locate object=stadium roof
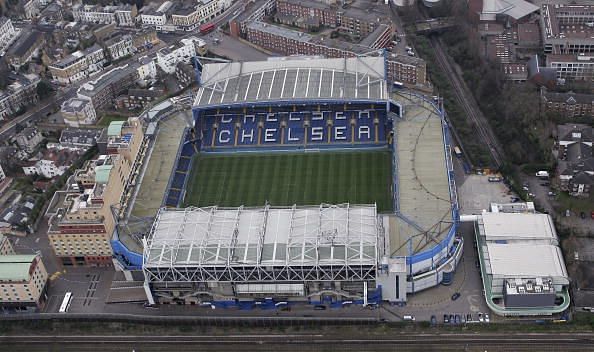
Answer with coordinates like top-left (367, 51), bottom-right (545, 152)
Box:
top-left (193, 57), bottom-right (388, 108)
top-left (144, 204), bottom-right (379, 268)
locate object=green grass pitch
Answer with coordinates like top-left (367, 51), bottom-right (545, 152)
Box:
top-left (183, 151), bottom-right (393, 212)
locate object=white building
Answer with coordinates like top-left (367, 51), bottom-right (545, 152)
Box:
top-left (156, 37), bottom-right (203, 74)
top-left (469, 204), bottom-right (571, 316)
top-left (170, 0), bottom-right (231, 31)
top-left (0, 17), bottom-right (19, 55)
top-left (23, 0), bottom-right (41, 19)
top-left (141, 9), bottom-right (167, 27)
top-left (136, 56), bottom-right (157, 82)
top-left (115, 6), bottom-right (138, 27)
top-left (61, 98), bottom-right (97, 127)
top-left (73, 4), bottom-right (116, 24)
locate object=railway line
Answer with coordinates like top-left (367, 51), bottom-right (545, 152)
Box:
top-left (429, 36), bottom-right (505, 168)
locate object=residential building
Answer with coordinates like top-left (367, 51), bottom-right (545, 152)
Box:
top-left (140, 3), bottom-right (168, 27)
top-left (176, 62), bottom-right (195, 87)
top-left (546, 54), bottom-right (594, 82)
top-left (73, 4), bottom-right (116, 24)
top-left (22, 0), bottom-right (41, 19)
top-left (170, 0), bottom-right (230, 32)
top-left (0, 17), bottom-right (19, 55)
top-left (0, 235), bottom-right (14, 255)
top-left (118, 88), bottom-right (163, 109)
top-left (104, 33), bottom-right (134, 61)
top-left (156, 37), bottom-right (203, 74)
top-left (246, 21), bottom-right (426, 85)
top-left (59, 128), bottom-right (100, 151)
top-left (77, 63), bottom-right (142, 111)
top-left (12, 127), bottom-right (44, 155)
top-left (136, 56), bottom-right (157, 82)
top-left (0, 254), bottom-right (48, 311)
top-left (229, 0), bottom-right (277, 37)
top-left (72, 4), bottom-right (137, 26)
top-left (0, 195), bottom-right (36, 230)
top-left (557, 124), bottom-right (594, 197)
top-left (114, 5), bottom-right (138, 27)
top-left (61, 98), bottom-right (97, 127)
top-left (0, 73), bottom-right (41, 121)
top-left (5, 30), bottom-right (45, 70)
top-left (541, 4), bottom-right (594, 55)
top-left (22, 149), bottom-right (81, 179)
top-left (503, 63), bottom-right (528, 82)
top-left (48, 118), bottom-right (145, 266)
top-left (542, 90), bottom-right (594, 118)
top-left (48, 44), bottom-right (106, 85)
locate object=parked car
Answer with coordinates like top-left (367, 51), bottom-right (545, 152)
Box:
top-left (454, 314), bottom-right (461, 324)
top-left (548, 191), bottom-right (556, 197)
top-left (403, 315), bottom-right (415, 321)
top-left (580, 212), bottom-right (586, 219)
top-left (444, 314), bottom-right (449, 323)
top-left (466, 313), bottom-right (472, 322)
top-left (449, 314), bottom-right (454, 324)
top-left (314, 305), bottom-right (327, 310)
top-left (478, 312), bottom-right (484, 322)
top-left (451, 292), bottom-right (461, 301)
top-left (485, 313), bottom-right (490, 323)
top-left (430, 315), bottom-right (437, 326)
top-left (461, 314), bottom-right (466, 324)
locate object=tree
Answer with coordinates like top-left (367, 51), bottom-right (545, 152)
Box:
top-left (36, 81), bottom-right (54, 100)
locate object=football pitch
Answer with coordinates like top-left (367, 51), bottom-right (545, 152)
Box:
top-left (183, 151), bottom-right (393, 212)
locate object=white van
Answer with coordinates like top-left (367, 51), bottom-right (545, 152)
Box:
top-left (403, 315), bottom-right (415, 321)
top-left (535, 171), bottom-right (549, 178)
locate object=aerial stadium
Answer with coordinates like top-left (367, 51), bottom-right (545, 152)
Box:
top-left (137, 56), bottom-right (462, 307)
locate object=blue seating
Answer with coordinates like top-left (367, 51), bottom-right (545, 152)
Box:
top-left (284, 119), bottom-right (305, 144)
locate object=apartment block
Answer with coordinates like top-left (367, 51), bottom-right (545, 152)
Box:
top-left (0, 73), bottom-right (40, 121)
top-left (157, 37), bottom-right (204, 74)
top-left (48, 44), bottom-right (106, 85)
top-left (246, 21), bottom-right (426, 85)
top-left (61, 98), bottom-right (97, 127)
top-left (0, 254), bottom-right (48, 311)
top-left (542, 90), bottom-right (594, 118)
top-left (229, 0), bottom-right (276, 37)
top-left (48, 118), bottom-right (145, 266)
top-left (0, 17), bottom-right (19, 55)
top-left (73, 4), bottom-right (137, 27)
top-left (5, 30), bottom-right (44, 70)
top-left (105, 34), bottom-right (134, 61)
top-left (12, 127), bottom-right (44, 155)
top-left (170, 0), bottom-right (230, 31)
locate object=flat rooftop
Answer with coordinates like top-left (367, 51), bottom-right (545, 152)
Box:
top-left (486, 243), bottom-right (568, 282)
top-left (481, 212), bottom-right (557, 243)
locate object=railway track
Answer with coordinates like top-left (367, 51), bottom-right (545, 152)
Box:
top-left (429, 36), bottom-right (505, 168)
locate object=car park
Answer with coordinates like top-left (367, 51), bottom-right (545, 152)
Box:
top-left (451, 292), bottom-right (461, 301)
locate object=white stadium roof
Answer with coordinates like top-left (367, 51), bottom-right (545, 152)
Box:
top-left (193, 57), bottom-right (388, 108)
top-left (144, 204), bottom-right (380, 268)
top-left (481, 213), bottom-right (558, 244)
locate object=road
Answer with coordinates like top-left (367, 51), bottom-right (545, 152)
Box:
top-left (429, 36), bottom-right (505, 168)
top-left (0, 333), bottom-right (593, 351)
